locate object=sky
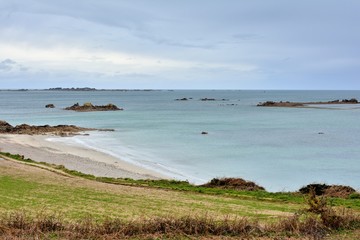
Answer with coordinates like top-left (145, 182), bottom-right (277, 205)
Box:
top-left (0, 0), bottom-right (359, 89)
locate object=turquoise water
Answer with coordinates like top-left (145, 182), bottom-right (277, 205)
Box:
top-left (1, 90), bottom-right (360, 192)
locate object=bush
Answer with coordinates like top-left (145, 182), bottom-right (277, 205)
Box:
top-left (349, 193), bottom-right (360, 199)
top-left (202, 178), bottom-right (265, 191)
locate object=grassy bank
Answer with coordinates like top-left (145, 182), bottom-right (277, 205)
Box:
top-left (1, 151), bottom-right (360, 239)
top-left (0, 152), bottom-right (301, 220)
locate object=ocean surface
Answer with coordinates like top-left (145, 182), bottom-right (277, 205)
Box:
top-left (1, 90), bottom-right (360, 192)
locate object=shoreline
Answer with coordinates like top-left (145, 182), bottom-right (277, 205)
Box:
top-left (0, 134), bottom-right (168, 180)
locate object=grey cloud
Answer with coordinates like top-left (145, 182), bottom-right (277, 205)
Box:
top-left (0, 58), bottom-right (16, 71)
top-left (0, 59), bottom-right (29, 73)
top-left (1, 0), bottom-right (360, 89)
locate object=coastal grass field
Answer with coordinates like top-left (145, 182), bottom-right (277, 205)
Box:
top-left (1, 152), bottom-right (360, 239)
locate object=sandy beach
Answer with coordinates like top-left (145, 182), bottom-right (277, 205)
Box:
top-left (0, 134), bottom-right (167, 180)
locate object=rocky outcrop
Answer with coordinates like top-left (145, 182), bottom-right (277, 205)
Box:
top-left (64, 102), bottom-right (123, 112)
top-left (257, 101), bottom-right (303, 107)
top-left (0, 120), bottom-right (13, 132)
top-left (202, 177), bottom-right (265, 191)
top-left (45, 104), bottom-right (55, 108)
top-left (0, 120), bottom-right (94, 136)
top-left (257, 98), bottom-right (359, 107)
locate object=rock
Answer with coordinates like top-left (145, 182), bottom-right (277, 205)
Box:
top-left (342, 98), bottom-right (358, 103)
top-left (257, 101), bottom-right (303, 107)
top-left (0, 120), bottom-right (14, 132)
top-left (202, 178), bottom-right (265, 191)
top-left (257, 101), bottom-right (275, 106)
top-left (200, 98), bottom-right (216, 101)
top-left (0, 120), bottom-right (94, 136)
top-left (98, 129), bottom-right (115, 132)
top-left (201, 131), bottom-right (208, 135)
top-left (45, 104), bottom-right (55, 108)
top-left (64, 102), bottom-right (123, 112)
top-left (175, 98), bottom-right (188, 101)
top-left (257, 98), bottom-right (359, 107)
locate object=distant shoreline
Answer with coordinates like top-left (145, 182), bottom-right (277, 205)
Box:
top-left (0, 88), bottom-right (164, 92)
top-left (2, 89), bottom-right (360, 92)
top-left (257, 98), bottom-right (359, 107)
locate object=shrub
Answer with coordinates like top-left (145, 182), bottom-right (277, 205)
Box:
top-left (202, 177), bottom-right (265, 191)
top-left (349, 193), bottom-right (360, 199)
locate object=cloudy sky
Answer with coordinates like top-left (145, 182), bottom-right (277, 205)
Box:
top-left (0, 0), bottom-right (359, 89)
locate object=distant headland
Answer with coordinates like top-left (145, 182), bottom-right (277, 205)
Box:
top-left (0, 88), bottom-right (162, 91)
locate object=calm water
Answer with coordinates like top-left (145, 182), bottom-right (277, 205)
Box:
top-left (1, 90), bottom-right (360, 192)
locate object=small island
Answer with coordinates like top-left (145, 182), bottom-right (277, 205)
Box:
top-left (64, 102), bottom-right (123, 112)
top-left (257, 98), bottom-right (359, 107)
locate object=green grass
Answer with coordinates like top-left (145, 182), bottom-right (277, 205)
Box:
top-left (0, 174), bottom-right (303, 221)
top-left (1, 151), bottom-right (360, 239)
top-left (2, 151), bottom-right (359, 210)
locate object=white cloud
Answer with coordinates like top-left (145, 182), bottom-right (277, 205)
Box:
top-left (0, 0), bottom-right (359, 89)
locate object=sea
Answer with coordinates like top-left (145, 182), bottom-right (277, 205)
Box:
top-left (0, 90), bottom-right (359, 192)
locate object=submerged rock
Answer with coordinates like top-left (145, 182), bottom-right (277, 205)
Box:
top-left (64, 102), bottom-right (123, 112)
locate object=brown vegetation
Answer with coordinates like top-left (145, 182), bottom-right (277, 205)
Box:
top-left (202, 178), bottom-right (265, 191)
top-left (299, 184), bottom-right (356, 198)
top-left (1, 204), bottom-right (359, 240)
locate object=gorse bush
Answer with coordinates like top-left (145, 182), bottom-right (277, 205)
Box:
top-left (301, 187), bottom-right (360, 231)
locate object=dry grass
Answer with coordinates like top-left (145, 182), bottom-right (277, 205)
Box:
top-left (0, 208), bottom-right (359, 239)
top-left (1, 156), bottom-right (360, 239)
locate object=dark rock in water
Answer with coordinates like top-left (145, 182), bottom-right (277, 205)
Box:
top-left (98, 129), bottom-right (115, 132)
top-left (201, 131), bottom-right (208, 135)
top-left (175, 98), bottom-right (188, 101)
top-left (342, 98), bottom-right (358, 103)
top-left (202, 178), bottom-right (265, 191)
top-left (257, 101), bottom-right (303, 107)
top-left (45, 104), bottom-right (55, 108)
top-left (318, 132), bottom-right (324, 134)
top-left (299, 183), bottom-right (355, 198)
top-left (200, 98), bottom-right (216, 101)
top-left (64, 102), bottom-right (123, 112)
top-left (257, 98), bottom-right (359, 107)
